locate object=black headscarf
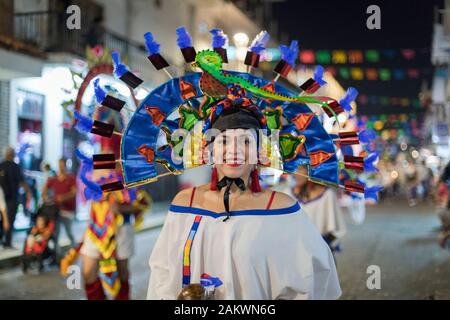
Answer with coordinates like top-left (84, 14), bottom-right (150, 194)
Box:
top-left (210, 106), bottom-right (263, 131)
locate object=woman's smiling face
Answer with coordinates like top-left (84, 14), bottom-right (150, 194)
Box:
top-left (212, 129), bottom-right (258, 179)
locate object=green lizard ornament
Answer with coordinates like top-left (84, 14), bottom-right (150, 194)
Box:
top-left (192, 50), bottom-right (340, 124)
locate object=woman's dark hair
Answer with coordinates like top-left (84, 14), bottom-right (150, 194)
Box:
top-left (210, 105), bottom-right (264, 132)
top-left (297, 183), bottom-right (309, 200)
top-left (204, 100), bottom-right (265, 156)
top-left (296, 181), bottom-right (321, 201)
top-left (207, 106), bottom-right (263, 150)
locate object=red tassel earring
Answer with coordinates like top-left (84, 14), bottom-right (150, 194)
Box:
top-left (210, 166), bottom-right (218, 191)
top-left (250, 167), bottom-right (262, 193)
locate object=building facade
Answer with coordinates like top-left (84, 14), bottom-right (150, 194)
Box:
top-left (0, 0), bottom-right (269, 205)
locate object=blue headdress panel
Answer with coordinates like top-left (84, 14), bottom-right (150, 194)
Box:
top-left (282, 103), bottom-right (339, 184)
top-left (222, 71), bottom-right (339, 185)
top-left (121, 72), bottom-right (203, 186)
top-left (121, 71), bottom-right (339, 187)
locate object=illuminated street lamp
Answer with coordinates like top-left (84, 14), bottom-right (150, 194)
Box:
top-left (233, 32), bottom-right (249, 47)
top-left (233, 32), bottom-right (249, 69)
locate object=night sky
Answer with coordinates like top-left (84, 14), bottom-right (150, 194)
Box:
top-left (272, 0), bottom-right (441, 49)
top-left (270, 0), bottom-right (445, 115)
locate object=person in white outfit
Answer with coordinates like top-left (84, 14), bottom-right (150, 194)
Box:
top-left (293, 166), bottom-right (347, 255)
top-left (0, 186), bottom-right (9, 243)
top-left (147, 105), bottom-right (341, 300)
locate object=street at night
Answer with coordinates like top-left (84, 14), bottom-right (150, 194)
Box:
top-left (0, 201), bottom-right (448, 300)
top-left (0, 0), bottom-right (449, 315)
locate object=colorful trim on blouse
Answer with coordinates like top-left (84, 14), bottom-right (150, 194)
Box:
top-left (182, 215), bottom-right (203, 287)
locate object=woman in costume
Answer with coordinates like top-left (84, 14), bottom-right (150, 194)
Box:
top-left (60, 156), bottom-right (150, 300)
top-left (61, 87), bottom-right (150, 301)
top-left (293, 167), bottom-right (346, 255)
top-left (68, 27), bottom-right (371, 299)
top-left (147, 102), bottom-right (342, 299)
top-left (79, 170), bottom-right (139, 300)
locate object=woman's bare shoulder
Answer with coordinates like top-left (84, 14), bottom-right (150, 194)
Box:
top-left (268, 190), bottom-right (298, 209)
top-left (171, 188), bottom-right (194, 207)
top-left (171, 184), bottom-right (210, 207)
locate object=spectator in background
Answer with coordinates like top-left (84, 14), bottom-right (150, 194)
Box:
top-left (23, 214), bottom-right (54, 273)
top-left (437, 161), bottom-right (450, 250)
top-left (405, 161), bottom-right (419, 207)
top-left (440, 160), bottom-right (450, 186)
top-left (36, 163), bottom-right (56, 205)
top-left (42, 158), bottom-right (77, 253)
top-left (0, 186), bottom-right (8, 244)
top-left (43, 163), bottom-right (56, 180)
top-left (0, 146), bottom-right (31, 249)
top-left (439, 229), bottom-right (450, 250)
top-left (438, 160), bottom-right (450, 209)
top-left (292, 167), bottom-right (347, 258)
top-left (417, 160), bottom-right (434, 203)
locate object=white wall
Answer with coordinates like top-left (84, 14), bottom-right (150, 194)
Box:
top-left (8, 65), bottom-right (73, 169)
top-left (92, 0), bottom-right (262, 84)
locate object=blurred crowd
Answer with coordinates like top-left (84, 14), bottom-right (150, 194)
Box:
top-left (376, 154), bottom-right (450, 249)
top-left (377, 158), bottom-right (434, 206)
top-left (1, 143), bottom-right (450, 256)
top-left (0, 146), bottom-right (77, 269)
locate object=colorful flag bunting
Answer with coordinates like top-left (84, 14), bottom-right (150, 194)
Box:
top-left (365, 68), bottom-right (378, 80)
top-left (332, 50), bottom-right (347, 64)
top-left (299, 50), bottom-right (315, 64)
top-left (350, 67), bottom-right (364, 80)
top-left (365, 50), bottom-right (380, 63)
top-left (379, 68), bottom-right (391, 81)
top-left (316, 50), bottom-right (331, 64)
top-left (348, 50), bottom-right (364, 63)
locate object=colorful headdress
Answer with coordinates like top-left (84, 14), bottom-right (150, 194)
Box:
top-left (74, 27), bottom-right (368, 195)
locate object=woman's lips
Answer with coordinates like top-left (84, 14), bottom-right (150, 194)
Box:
top-left (226, 163), bottom-right (242, 167)
top-left (225, 158), bottom-right (244, 167)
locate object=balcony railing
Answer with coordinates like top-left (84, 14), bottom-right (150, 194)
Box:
top-left (11, 11), bottom-right (146, 58)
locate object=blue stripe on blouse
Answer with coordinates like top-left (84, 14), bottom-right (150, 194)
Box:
top-left (169, 202), bottom-right (301, 218)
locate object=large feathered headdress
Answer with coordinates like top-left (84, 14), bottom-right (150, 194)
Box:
top-left (74, 27), bottom-right (368, 195)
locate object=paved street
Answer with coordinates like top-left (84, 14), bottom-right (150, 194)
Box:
top-left (0, 201), bottom-right (448, 300)
top-left (337, 201), bottom-right (450, 300)
top-left (0, 228), bottom-right (160, 300)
